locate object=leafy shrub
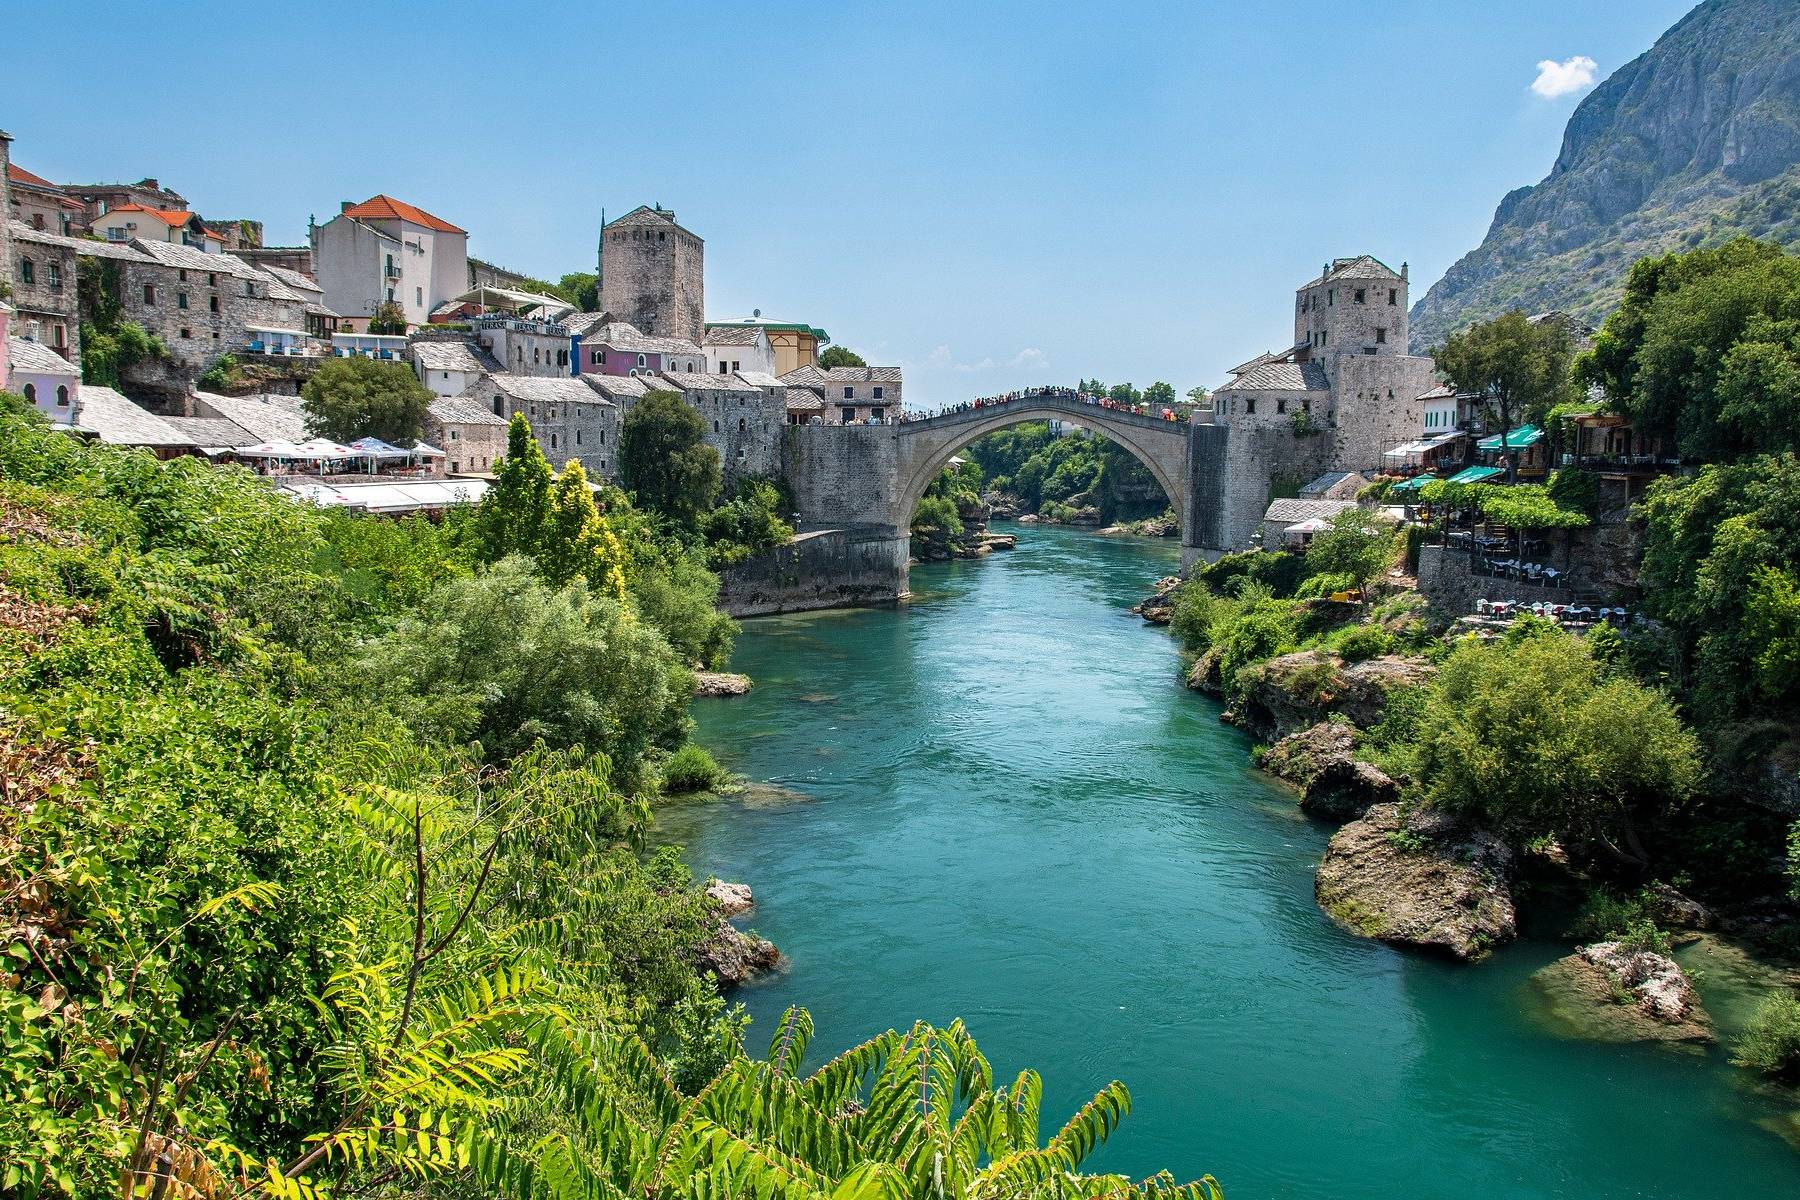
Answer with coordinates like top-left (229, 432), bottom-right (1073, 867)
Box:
top-left (1547, 467), bottom-right (1600, 516)
top-left (1732, 992), bottom-right (1800, 1080)
top-left (1198, 549), bottom-right (1304, 599)
top-left (1169, 582), bottom-right (1225, 653)
top-left (1304, 509), bottom-right (1397, 588)
top-left (1568, 888), bottom-right (1662, 942)
top-left (912, 494), bottom-right (964, 536)
top-left (1338, 624), bottom-right (1392, 662)
top-left (662, 743), bottom-right (725, 793)
top-left (1295, 570), bottom-right (1358, 600)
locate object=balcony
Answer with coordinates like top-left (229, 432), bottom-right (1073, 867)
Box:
top-left (384, 263), bottom-right (402, 280)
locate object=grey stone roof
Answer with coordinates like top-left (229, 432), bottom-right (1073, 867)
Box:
top-left (73, 386), bottom-right (194, 446)
top-left (487, 374), bottom-right (613, 407)
top-left (8, 338), bottom-right (80, 376)
top-left (258, 264), bottom-right (322, 295)
top-left (1300, 255), bottom-right (1401, 287)
top-left (1298, 470), bottom-right (1365, 497)
top-left (128, 239), bottom-right (269, 282)
top-left (584, 374), bottom-right (653, 399)
top-left (411, 340), bottom-right (498, 373)
top-left (430, 394), bottom-right (508, 426)
top-left (161, 415), bottom-right (258, 447)
top-left (1262, 498), bottom-right (1358, 525)
top-left (779, 364), bottom-right (828, 388)
top-left (785, 390), bottom-right (824, 411)
top-left (585, 321), bottom-right (701, 357)
top-left (1223, 361), bottom-right (1329, 392)
top-left (563, 311), bottom-right (611, 338)
top-left (191, 391), bottom-right (308, 442)
top-left (701, 325), bottom-right (763, 346)
top-left (655, 370), bottom-right (758, 394)
top-left (822, 366), bottom-right (901, 383)
top-left (7, 221), bottom-right (150, 261)
top-left (733, 370), bottom-right (783, 389)
top-left (1229, 345), bottom-right (1307, 375)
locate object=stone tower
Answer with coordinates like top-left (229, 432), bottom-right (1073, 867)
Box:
top-left (600, 205), bottom-right (704, 344)
top-left (1292, 255), bottom-right (1410, 384)
top-left (0, 130), bottom-right (13, 296)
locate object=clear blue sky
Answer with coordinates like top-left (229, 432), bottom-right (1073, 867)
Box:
top-left (9, 0), bottom-right (1696, 406)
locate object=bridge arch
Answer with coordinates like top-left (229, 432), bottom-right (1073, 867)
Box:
top-left (892, 395), bottom-right (1192, 542)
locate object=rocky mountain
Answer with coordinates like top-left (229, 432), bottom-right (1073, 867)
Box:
top-left (1410, 0), bottom-right (1800, 350)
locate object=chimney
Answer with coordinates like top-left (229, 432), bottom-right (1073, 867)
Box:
top-left (1401, 261), bottom-right (1409, 281)
top-left (142, 179), bottom-right (158, 190)
top-left (341, 200), bottom-right (353, 213)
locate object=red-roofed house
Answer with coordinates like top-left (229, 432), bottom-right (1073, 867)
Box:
top-left (6, 163), bottom-right (84, 235)
top-left (312, 194), bottom-right (469, 330)
top-left (92, 203), bottom-right (223, 252)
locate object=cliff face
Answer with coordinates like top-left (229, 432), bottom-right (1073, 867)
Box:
top-left (1410, 0), bottom-right (1800, 350)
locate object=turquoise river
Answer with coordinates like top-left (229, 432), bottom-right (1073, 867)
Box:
top-left (660, 522), bottom-right (1800, 1199)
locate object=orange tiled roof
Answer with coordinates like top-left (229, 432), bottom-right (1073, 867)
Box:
top-left (7, 162), bottom-right (61, 190)
top-left (341, 194), bottom-right (465, 234)
top-left (106, 203), bottom-right (196, 226)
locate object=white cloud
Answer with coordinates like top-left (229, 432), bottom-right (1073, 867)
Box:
top-left (919, 344), bottom-right (998, 372)
top-left (1009, 347), bottom-right (1047, 370)
top-left (1530, 55), bottom-right (1598, 99)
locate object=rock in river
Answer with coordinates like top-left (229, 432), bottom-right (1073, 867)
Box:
top-left (1315, 802), bottom-right (1516, 961)
top-left (1230, 652), bottom-right (1433, 742)
top-left (698, 923), bottom-right (779, 986)
top-left (1530, 942), bottom-right (1712, 1043)
top-left (694, 671), bottom-right (752, 698)
top-left (1259, 721), bottom-right (1400, 821)
top-left (1132, 576), bottom-right (1182, 624)
top-left (705, 878), bottom-right (754, 916)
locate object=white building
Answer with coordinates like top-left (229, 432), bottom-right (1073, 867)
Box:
top-left (311, 195), bottom-right (468, 330)
top-left (410, 338), bottom-right (500, 398)
top-left (701, 324), bottom-right (774, 377)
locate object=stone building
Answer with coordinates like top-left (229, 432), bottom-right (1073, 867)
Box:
top-left (7, 161), bottom-right (83, 235)
top-left (599, 205), bottom-right (704, 345)
top-left (258, 264), bottom-right (339, 337)
top-left (312, 195), bottom-right (469, 329)
top-left (571, 316), bottom-right (703, 376)
top-left (118, 239), bottom-right (311, 373)
top-left (653, 370), bottom-right (786, 480)
top-left (237, 245), bottom-right (314, 276)
top-left (63, 178), bottom-right (188, 229)
top-left (410, 337), bottom-right (501, 398)
top-left (476, 373), bottom-right (619, 478)
top-left (6, 220), bottom-right (81, 362)
top-left (8, 335), bottom-right (80, 418)
top-left (425, 393), bottom-right (508, 476)
top-left (778, 364), bottom-right (902, 425)
top-left (0, 132), bottom-right (13, 297)
top-left (701, 324), bottom-right (774, 376)
top-left (471, 312), bottom-right (572, 377)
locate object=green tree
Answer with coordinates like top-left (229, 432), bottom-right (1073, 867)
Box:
top-left (1411, 628), bottom-right (1701, 863)
top-left (1108, 382), bottom-right (1142, 405)
top-left (558, 270), bottom-right (600, 311)
top-left (1144, 381), bottom-right (1177, 407)
top-left (1187, 385), bottom-right (1212, 406)
top-left (539, 458), bottom-right (629, 600)
top-left (1304, 509), bottom-right (1395, 589)
top-left (619, 390), bottom-right (721, 528)
top-left (702, 478), bottom-right (794, 566)
top-left (366, 300), bottom-right (408, 335)
top-left (1433, 309), bottom-right (1574, 481)
top-left (1577, 237), bottom-right (1800, 462)
top-left (818, 345), bottom-right (867, 369)
top-left (301, 356), bottom-right (433, 445)
top-left (478, 414), bottom-right (556, 559)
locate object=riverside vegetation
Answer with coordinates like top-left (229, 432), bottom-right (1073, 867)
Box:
top-left (0, 395), bottom-right (1225, 1198)
top-left (1166, 238), bottom-right (1800, 1095)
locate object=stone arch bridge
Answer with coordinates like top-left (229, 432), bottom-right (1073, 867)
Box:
top-left (746, 392), bottom-right (1252, 611)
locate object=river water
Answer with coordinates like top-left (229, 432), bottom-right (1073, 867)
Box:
top-left (663, 522), bottom-right (1799, 1199)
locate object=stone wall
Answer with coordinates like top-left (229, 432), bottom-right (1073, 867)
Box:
top-left (716, 527), bottom-right (910, 616)
top-left (1330, 352), bottom-right (1439, 475)
top-left (7, 231), bottom-right (79, 361)
top-left (1416, 524), bottom-right (1641, 615)
top-left (784, 421), bottom-right (904, 531)
top-left (600, 212), bottom-right (704, 344)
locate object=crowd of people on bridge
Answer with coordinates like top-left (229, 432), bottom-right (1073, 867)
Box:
top-left (899, 384), bottom-right (1189, 423)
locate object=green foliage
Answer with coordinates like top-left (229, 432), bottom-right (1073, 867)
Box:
top-left (1546, 467), bottom-right (1601, 516)
top-left (78, 318), bottom-right (167, 387)
top-left (301, 356), bottom-right (433, 446)
top-left (1732, 992), bottom-right (1800, 1081)
top-left (558, 271), bottom-right (599, 311)
top-left (1567, 887), bottom-right (1664, 943)
top-left (366, 300), bottom-right (408, 335)
top-left (357, 556), bottom-right (690, 775)
top-left (1577, 238), bottom-right (1800, 461)
top-left (1143, 381), bottom-right (1177, 407)
top-left (196, 353), bottom-right (241, 393)
top-left (703, 478), bottom-right (794, 567)
top-left (539, 458), bottom-right (629, 600)
top-left (1197, 550), bottom-right (1305, 599)
top-left (817, 345), bottom-right (867, 369)
top-left (1337, 624), bottom-right (1392, 662)
top-left (1304, 509), bottom-right (1396, 588)
top-left (1412, 629), bottom-right (1702, 855)
top-left (662, 743), bottom-right (725, 794)
top-left (911, 494), bottom-right (964, 537)
top-left (1434, 309), bottom-right (1576, 478)
top-left (1638, 454), bottom-right (1800, 716)
top-left (619, 390), bottom-right (721, 529)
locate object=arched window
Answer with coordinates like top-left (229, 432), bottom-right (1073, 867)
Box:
top-left (636, 353), bottom-right (646, 367)
top-left (713, 420), bottom-right (720, 433)
top-left (22, 384), bottom-right (37, 403)
top-left (56, 386), bottom-right (70, 407)
top-left (550, 433), bottom-right (558, 449)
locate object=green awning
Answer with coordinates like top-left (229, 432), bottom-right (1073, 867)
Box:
top-left (1476, 424), bottom-right (1543, 452)
top-left (1446, 465), bottom-right (1504, 484)
top-left (1388, 476), bottom-right (1427, 492)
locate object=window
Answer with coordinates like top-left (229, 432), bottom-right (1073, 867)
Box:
top-left (731, 360), bottom-right (740, 372)
top-left (1375, 327), bottom-right (1387, 344)
top-left (550, 434), bottom-right (557, 449)
top-left (19, 259), bottom-right (33, 285)
top-left (713, 420), bottom-right (720, 433)
top-left (56, 385), bottom-right (70, 407)
top-left (1245, 398), bottom-right (1256, 415)
top-left (143, 283), bottom-right (157, 305)
top-left (1354, 288), bottom-right (1365, 304)
top-left (387, 288), bottom-right (395, 303)
top-left (492, 395), bottom-right (504, 416)
top-left (874, 386), bottom-right (884, 399)
top-left (871, 406), bottom-right (884, 421)
top-left (451, 460), bottom-right (461, 473)
top-left (178, 292), bottom-right (189, 310)
top-left (1388, 288), bottom-right (1397, 306)
top-left (208, 273), bottom-right (217, 286)
top-left (636, 353), bottom-right (646, 367)
top-left (179, 269), bottom-right (188, 282)
top-left (209, 296), bottom-right (219, 313)
top-left (22, 384), bottom-right (35, 404)
top-left (1276, 399), bottom-right (1287, 414)
top-left (449, 429), bottom-right (459, 441)
top-left (54, 325), bottom-right (66, 348)
top-left (591, 349), bottom-right (603, 366)
top-left (843, 386), bottom-right (854, 399)
top-left (533, 348), bottom-right (540, 364)
top-left (1319, 330), bottom-right (1328, 346)
top-left (1327, 289), bottom-right (1334, 305)
top-left (598, 430), bottom-right (605, 444)
top-left (717, 362), bottom-right (727, 374)
top-left (738, 417), bottom-right (746, 431)
top-left (245, 281), bottom-right (255, 297)
top-left (46, 263), bottom-right (61, 288)
top-left (180, 328), bottom-right (192, 339)
top-left (575, 430), bottom-right (582, 445)
top-left (844, 408), bottom-right (858, 422)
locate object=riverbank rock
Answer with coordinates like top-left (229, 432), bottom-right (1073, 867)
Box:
top-left (983, 493), bottom-right (1021, 519)
top-left (1185, 647), bottom-right (1224, 695)
top-left (1530, 943), bottom-right (1712, 1043)
top-left (1315, 802), bottom-right (1516, 961)
top-left (1258, 720), bottom-right (1400, 821)
top-left (1132, 576), bottom-right (1182, 624)
top-left (982, 532), bottom-right (1016, 551)
top-left (705, 879), bottom-right (754, 916)
top-left (694, 671), bottom-right (752, 698)
top-left (1232, 651), bottom-right (1435, 741)
top-left (1260, 720), bottom-right (1356, 789)
top-left (698, 923), bottom-right (779, 986)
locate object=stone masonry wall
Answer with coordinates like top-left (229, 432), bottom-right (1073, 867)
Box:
top-left (716, 527), bottom-right (911, 616)
top-left (601, 219), bottom-right (704, 345)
